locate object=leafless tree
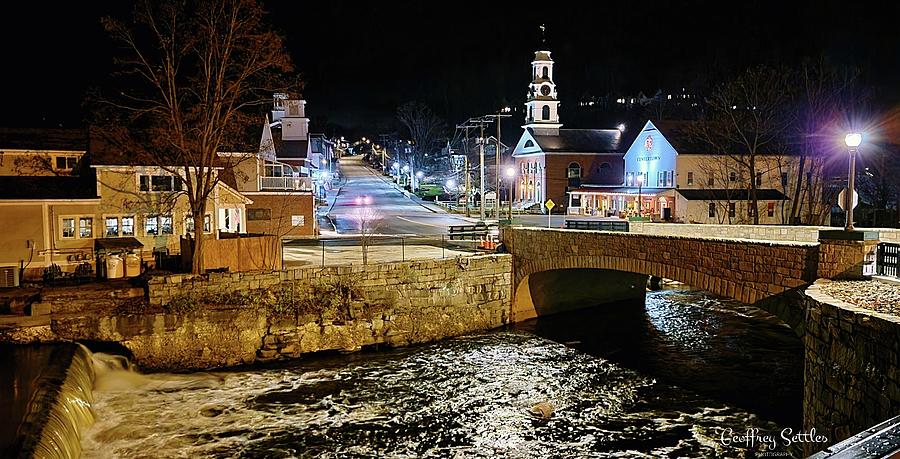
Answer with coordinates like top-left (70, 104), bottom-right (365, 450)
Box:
top-left (397, 101), bottom-right (446, 190)
top-left (791, 58), bottom-right (863, 225)
top-left (692, 66), bottom-right (793, 224)
top-left (95, 0), bottom-right (295, 273)
top-left (352, 206), bottom-right (382, 265)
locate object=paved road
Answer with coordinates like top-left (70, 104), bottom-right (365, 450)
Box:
top-left (328, 157), bottom-right (476, 235)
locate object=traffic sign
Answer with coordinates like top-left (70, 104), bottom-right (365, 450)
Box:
top-left (545, 199), bottom-right (555, 211)
top-left (837, 188), bottom-right (858, 211)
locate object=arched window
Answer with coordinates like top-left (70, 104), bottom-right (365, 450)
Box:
top-left (542, 66), bottom-right (549, 79)
top-left (567, 162), bottom-right (582, 179)
top-left (524, 140), bottom-right (534, 148)
top-left (598, 162), bottom-right (611, 176)
top-left (542, 105), bottom-right (550, 120)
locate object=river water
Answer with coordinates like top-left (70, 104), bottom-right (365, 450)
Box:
top-left (79, 288), bottom-right (803, 458)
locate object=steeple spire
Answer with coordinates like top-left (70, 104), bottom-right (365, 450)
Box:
top-left (539, 24), bottom-right (547, 47)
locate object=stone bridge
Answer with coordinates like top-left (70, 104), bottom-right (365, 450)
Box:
top-left (501, 227), bottom-right (876, 334)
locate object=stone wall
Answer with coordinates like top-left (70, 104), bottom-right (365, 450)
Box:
top-left (801, 280), bottom-right (900, 455)
top-left (51, 255), bottom-right (512, 371)
top-left (629, 222), bottom-right (900, 245)
top-left (503, 227), bottom-right (817, 308)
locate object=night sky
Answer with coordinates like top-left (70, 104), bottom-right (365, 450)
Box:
top-left (2, 1), bottom-right (899, 137)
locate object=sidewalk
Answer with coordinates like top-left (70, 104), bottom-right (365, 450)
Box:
top-left (317, 175), bottom-right (346, 232)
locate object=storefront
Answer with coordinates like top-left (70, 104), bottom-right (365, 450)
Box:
top-left (568, 186), bottom-right (677, 220)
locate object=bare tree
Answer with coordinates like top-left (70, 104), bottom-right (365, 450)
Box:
top-left (351, 206), bottom-right (382, 265)
top-left (791, 58), bottom-right (863, 225)
top-left (397, 101), bottom-right (446, 190)
top-left (692, 66), bottom-right (793, 224)
top-left (96, 0), bottom-right (295, 273)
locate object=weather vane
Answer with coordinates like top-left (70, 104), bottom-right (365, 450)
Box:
top-left (539, 24), bottom-right (546, 45)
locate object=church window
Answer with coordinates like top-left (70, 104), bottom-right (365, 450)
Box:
top-left (567, 162), bottom-right (581, 179)
top-left (542, 105), bottom-right (550, 120)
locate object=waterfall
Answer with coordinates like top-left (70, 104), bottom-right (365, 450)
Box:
top-left (14, 344), bottom-right (103, 459)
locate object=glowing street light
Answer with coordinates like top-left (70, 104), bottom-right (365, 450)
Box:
top-left (843, 133), bottom-right (862, 231)
top-left (416, 171), bottom-right (424, 179)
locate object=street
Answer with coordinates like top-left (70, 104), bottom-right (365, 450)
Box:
top-left (327, 156), bottom-right (476, 235)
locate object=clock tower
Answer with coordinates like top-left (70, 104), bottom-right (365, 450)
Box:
top-left (524, 49), bottom-right (562, 135)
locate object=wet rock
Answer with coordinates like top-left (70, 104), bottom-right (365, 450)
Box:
top-left (530, 401), bottom-right (554, 420)
top-left (200, 404), bottom-right (226, 417)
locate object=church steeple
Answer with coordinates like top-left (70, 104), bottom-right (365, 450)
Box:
top-left (524, 28), bottom-right (561, 135)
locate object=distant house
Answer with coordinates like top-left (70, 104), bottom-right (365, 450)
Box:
top-left (567, 120), bottom-right (805, 223)
top-left (88, 131), bottom-right (252, 262)
top-left (0, 128), bottom-right (100, 280)
top-left (223, 102), bottom-right (318, 239)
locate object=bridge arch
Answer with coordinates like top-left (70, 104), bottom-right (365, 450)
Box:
top-left (503, 228), bottom-right (820, 336)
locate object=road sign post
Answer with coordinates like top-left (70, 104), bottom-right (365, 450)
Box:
top-left (545, 199), bottom-right (555, 228)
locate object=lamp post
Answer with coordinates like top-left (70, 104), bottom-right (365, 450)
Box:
top-left (844, 133), bottom-right (862, 231)
top-left (505, 166), bottom-right (516, 224)
top-left (636, 173), bottom-right (644, 218)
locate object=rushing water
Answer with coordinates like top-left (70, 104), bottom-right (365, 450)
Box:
top-left (79, 288), bottom-right (803, 458)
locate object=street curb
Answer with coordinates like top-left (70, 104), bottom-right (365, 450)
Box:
top-left (364, 164), bottom-right (444, 214)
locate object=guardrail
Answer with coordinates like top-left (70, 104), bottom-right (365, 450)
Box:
top-left (878, 242), bottom-right (899, 278)
top-left (564, 219), bottom-right (629, 232)
top-left (809, 414), bottom-right (900, 458)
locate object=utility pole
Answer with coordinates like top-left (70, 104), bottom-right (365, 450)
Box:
top-left (484, 108), bottom-right (512, 218)
top-left (479, 122), bottom-right (486, 221)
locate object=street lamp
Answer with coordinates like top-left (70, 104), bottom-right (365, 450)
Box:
top-left (636, 173), bottom-right (644, 218)
top-left (505, 166), bottom-right (516, 223)
top-left (844, 133), bottom-right (862, 231)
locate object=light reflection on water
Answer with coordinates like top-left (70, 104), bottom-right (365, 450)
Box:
top-left (81, 288), bottom-right (803, 458)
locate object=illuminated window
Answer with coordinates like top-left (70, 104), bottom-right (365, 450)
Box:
top-left (79, 218), bottom-right (93, 238)
top-left (105, 217), bottom-right (119, 237)
top-left (145, 215), bottom-right (159, 236)
top-left (687, 172), bottom-right (694, 186)
top-left (728, 202), bottom-right (736, 218)
top-left (122, 216), bottom-right (135, 236)
top-left (567, 162), bottom-right (582, 179)
top-left (61, 218), bottom-right (75, 239)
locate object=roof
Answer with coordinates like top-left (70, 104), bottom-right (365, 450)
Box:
top-left (531, 128), bottom-right (622, 153)
top-left (0, 175), bottom-right (98, 200)
top-left (570, 186), bottom-right (670, 195)
top-left (277, 139), bottom-right (309, 158)
top-left (0, 128), bottom-right (89, 151)
top-left (648, 120), bottom-right (705, 152)
top-left (95, 237), bottom-right (143, 251)
top-left (677, 188), bottom-right (789, 201)
top-left (89, 127), bottom-right (230, 168)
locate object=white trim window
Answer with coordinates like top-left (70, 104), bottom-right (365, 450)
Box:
top-left (78, 217), bottom-right (93, 238)
top-left (61, 218), bottom-right (76, 239)
top-left (104, 215), bottom-right (136, 238)
top-left (184, 214), bottom-right (212, 235)
top-left (144, 214), bottom-right (174, 236)
top-left (139, 175), bottom-right (183, 192)
top-left (105, 217), bottom-right (119, 237)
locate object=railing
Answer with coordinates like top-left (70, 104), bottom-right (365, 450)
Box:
top-left (877, 242), bottom-right (899, 278)
top-left (565, 219), bottom-right (629, 232)
top-left (258, 176), bottom-right (312, 191)
top-left (809, 414), bottom-right (900, 458)
top-left (282, 235), bottom-right (488, 267)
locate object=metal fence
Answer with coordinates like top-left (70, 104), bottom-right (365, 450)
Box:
top-left (282, 235), bottom-right (492, 267)
top-left (564, 219), bottom-right (629, 232)
top-left (877, 242), bottom-right (899, 278)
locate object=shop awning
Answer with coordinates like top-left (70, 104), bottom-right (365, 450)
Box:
top-left (95, 237), bottom-right (144, 251)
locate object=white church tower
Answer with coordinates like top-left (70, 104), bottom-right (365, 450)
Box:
top-left (524, 49), bottom-right (562, 136)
